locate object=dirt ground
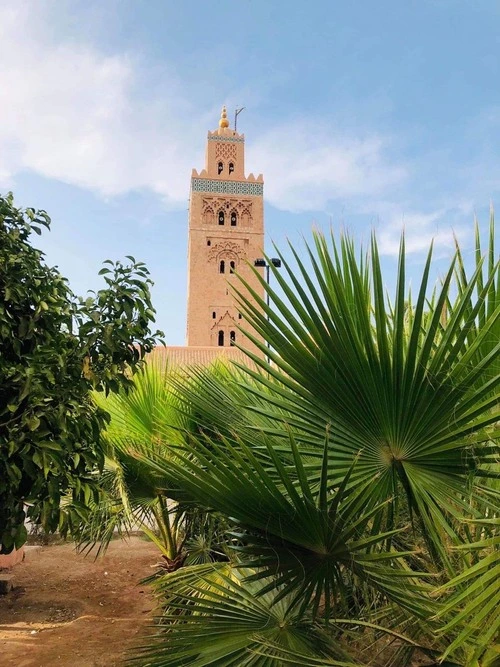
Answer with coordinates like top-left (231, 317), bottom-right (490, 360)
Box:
top-left (0, 537), bottom-right (160, 667)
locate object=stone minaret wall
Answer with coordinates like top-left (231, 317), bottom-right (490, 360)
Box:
top-left (186, 107), bottom-right (265, 354)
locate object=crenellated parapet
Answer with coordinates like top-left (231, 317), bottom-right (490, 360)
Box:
top-left (191, 168), bottom-right (263, 183)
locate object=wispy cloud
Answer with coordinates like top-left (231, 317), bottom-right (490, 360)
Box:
top-left (0, 0), bottom-right (492, 261)
top-left (247, 121), bottom-right (407, 213)
top-left (369, 201), bottom-right (473, 258)
top-left (0, 2), bottom-right (411, 216)
top-left (0, 2), bottom-right (208, 207)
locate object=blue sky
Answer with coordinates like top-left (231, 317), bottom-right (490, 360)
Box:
top-left (1, 0), bottom-right (499, 343)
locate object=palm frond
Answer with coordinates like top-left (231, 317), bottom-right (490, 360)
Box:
top-left (433, 517), bottom-right (500, 663)
top-left (229, 229), bottom-right (499, 564)
top-left (136, 431), bottom-right (438, 622)
top-left (133, 564), bottom-right (364, 666)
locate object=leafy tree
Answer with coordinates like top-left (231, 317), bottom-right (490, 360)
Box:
top-left (0, 192), bottom-right (163, 553)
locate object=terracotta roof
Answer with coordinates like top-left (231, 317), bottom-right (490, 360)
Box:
top-left (150, 345), bottom-right (254, 369)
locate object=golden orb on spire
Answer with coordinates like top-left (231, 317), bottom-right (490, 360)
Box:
top-left (219, 105), bottom-right (230, 129)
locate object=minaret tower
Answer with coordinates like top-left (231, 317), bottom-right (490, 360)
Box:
top-left (186, 106), bottom-right (265, 353)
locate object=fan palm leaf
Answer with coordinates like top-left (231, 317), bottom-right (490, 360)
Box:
top-left (118, 225), bottom-right (499, 665)
top-left (74, 359), bottom-right (216, 558)
top-left (229, 230), bottom-right (499, 565)
top-left (135, 429), bottom-right (438, 625)
top-left (132, 563), bottom-right (405, 667)
top-left (453, 207), bottom-right (500, 390)
top-left (432, 517), bottom-right (500, 663)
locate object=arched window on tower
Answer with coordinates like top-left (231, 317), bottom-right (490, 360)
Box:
top-left (218, 210), bottom-right (225, 225)
top-left (219, 260), bottom-right (225, 274)
top-left (230, 330), bottom-right (236, 346)
top-left (218, 161), bottom-right (223, 175)
top-left (230, 211), bottom-right (237, 227)
top-left (229, 260), bottom-right (235, 274)
top-left (218, 330), bottom-right (224, 346)
top-left (229, 162), bottom-right (234, 175)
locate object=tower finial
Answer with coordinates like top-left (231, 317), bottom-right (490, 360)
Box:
top-left (219, 105), bottom-right (229, 129)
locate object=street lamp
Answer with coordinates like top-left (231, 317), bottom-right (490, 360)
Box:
top-left (254, 258), bottom-right (281, 362)
top-left (254, 257), bottom-right (281, 310)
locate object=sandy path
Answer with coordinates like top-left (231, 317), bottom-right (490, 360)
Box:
top-left (0, 537), bottom-right (160, 666)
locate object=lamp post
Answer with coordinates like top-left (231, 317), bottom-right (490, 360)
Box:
top-left (254, 258), bottom-right (281, 310)
top-left (254, 258), bottom-right (281, 361)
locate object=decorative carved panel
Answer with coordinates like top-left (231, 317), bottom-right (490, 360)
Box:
top-left (202, 207), bottom-right (214, 225)
top-left (208, 241), bottom-right (246, 263)
top-left (207, 135), bottom-right (244, 143)
top-left (201, 198), bottom-right (253, 225)
top-left (215, 142), bottom-right (237, 161)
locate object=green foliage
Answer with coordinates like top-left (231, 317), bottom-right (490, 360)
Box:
top-left (130, 222), bottom-right (498, 665)
top-left (70, 360), bottom-right (228, 565)
top-left (134, 564), bottom-right (362, 666)
top-left (234, 229), bottom-right (499, 564)
top-left (0, 192), bottom-right (163, 553)
top-left (433, 517), bottom-right (500, 663)
top-left (141, 434), bottom-right (436, 618)
top-left (453, 208), bottom-right (500, 392)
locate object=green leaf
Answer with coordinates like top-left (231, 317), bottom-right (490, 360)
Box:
top-left (28, 415), bottom-right (41, 431)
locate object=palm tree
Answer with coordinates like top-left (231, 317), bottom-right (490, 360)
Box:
top-left (71, 358), bottom-right (229, 566)
top-left (128, 222), bottom-right (498, 665)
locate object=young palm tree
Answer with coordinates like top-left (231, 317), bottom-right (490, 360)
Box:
top-left (72, 359), bottom-right (230, 565)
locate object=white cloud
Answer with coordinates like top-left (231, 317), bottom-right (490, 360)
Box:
top-left (0, 2), bottom-right (411, 215)
top-left (372, 202), bottom-right (472, 258)
top-left (0, 2), bottom-right (206, 206)
top-left (247, 122), bottom-right (407, 212)
top-left (0, 0), bottom-right (484, 259)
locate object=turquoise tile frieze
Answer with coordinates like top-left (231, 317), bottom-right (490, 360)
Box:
top-left (191, 178), bottom-right (263, 196)
top-left (207, 135), bottom-right (244, 143)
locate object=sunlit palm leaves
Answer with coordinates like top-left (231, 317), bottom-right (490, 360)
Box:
top-left (231, 230), bottom-right (499, 563)
top-left (120, 224), bottom-right (499, 665)
top-left (133, 564), bottom-right (392, 667)
top-left (454, 207), bottom-right (500, 391)
top-left (93, 356), bottom-right (187, 448)
top-left (432, 517), bottom-right (500, 663)
top-left (73, 359), bottom-right (201, 558)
